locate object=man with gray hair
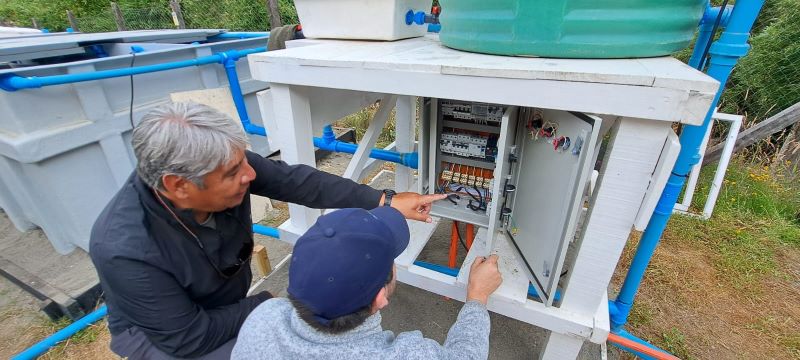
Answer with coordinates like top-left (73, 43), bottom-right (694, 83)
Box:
top-left (90, 102), bottom-right (444, 359)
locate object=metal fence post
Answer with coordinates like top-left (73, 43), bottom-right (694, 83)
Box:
top-left (170, 0), bottom-right (186, 29)
top-left (267, 0), bottom-right (282, 29)
top-left (111, 2), bottom-right (127, 31)
top-left (32, 18), bottom-right (41, 29)
top-left (66, 10), bottom-right (80, 32)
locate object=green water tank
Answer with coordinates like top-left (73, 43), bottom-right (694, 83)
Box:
top-left (438, 0), bottom-right (707, 58)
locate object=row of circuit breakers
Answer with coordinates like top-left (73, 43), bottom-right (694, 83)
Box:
top-left (437, 102), bottom-right (583, 168)
top-left (438, 101), bottom-right (503, 161)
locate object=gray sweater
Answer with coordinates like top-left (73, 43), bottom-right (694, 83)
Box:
top-left (232, 297), bottom-right (490, 360)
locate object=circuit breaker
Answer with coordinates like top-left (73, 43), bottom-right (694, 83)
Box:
top-left (419, 98), bottom-right (601, 305)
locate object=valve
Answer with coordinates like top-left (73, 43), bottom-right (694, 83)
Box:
top-left (405, 8), bottom-right (441, 26)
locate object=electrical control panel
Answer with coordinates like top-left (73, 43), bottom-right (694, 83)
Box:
top-left (419, 98), bottom-right (601, 306)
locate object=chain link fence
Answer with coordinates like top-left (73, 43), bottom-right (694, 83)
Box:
top-left (71, 0), bottom-right (297, 33)
top-left (75, 9), bottom-right (117, 33)
top-left (122, 6), bottom-right (175, 31)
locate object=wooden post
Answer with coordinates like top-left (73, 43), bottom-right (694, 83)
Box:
top-left (66, 11), bottom-right (79, 32)
top-left (169, 0), bottom-right (186, 29)
top-left (32, 18), bottom-right (41, 29)
top-left (111, 2), bottom-right (127, 31)
top-left (266, 0), bottom-right (282, 30)
top-left (253, 245), bottom-right (272, 277)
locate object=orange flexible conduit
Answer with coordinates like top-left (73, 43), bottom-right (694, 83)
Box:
top-left (607, 333), bottom-right (681, 360)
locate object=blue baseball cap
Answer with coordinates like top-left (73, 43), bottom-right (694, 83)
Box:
top-left (288, 207), bottom-right (410, 324)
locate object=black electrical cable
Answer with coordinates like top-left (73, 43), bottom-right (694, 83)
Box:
top-left (697, 0), bottom-right (729, 71)
top-left (473, 186), bottom-right (484, 206)
top-left (453, 222), bottom-right (469, 251)
top-left (128, 51), bottom-right (136, 129)
top-left (454, 185), bottom-right (486, 211)
top-left (468, 186), bottom-right (487, 212)
top-left (459, 186), bottom-right (480, 203)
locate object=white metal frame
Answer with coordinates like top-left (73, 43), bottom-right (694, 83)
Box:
top-left (673, 111), bottom-right (743, 219)
top-left (249, 36), bottom-right (718, 359)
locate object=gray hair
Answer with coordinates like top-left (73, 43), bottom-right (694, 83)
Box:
top-left (132, 102), bottom-right (249, 190)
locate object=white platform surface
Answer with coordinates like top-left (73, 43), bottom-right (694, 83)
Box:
top-left (250, 35), bottom-right (719, 124)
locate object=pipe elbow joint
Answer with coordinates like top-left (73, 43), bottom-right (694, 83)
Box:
top-left (0, 75), bottom-right (20, 91)
top-left (0, 74), bottom-right (40, 91)
top-left (609, 300), bottom-right (632, 330)
top-left (244, 123), bottom-right (267, 136)
top-left (701, 5), bottom-right (733, 27)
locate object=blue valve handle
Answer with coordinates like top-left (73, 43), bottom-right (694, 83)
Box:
top-left (405, 10), bottom-right (429, 25)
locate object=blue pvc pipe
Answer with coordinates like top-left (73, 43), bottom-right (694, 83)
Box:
top-left (414, 260), bottom-right (459, 276)
top-left (210, 32), bottom-right (270, 40)
top-left (252, 224), bottom-right (280, 238)
top-left (12, 305), bottom-right (108, 360)
top-left (689, 5), bottom-right (734, 69)
top-left (611, 0), bottom-right (765, 332)
top-left (222, 57), bottom-right (267, 136)
top-left (412, 260), bottom-right (561, 301)
top-left (314, 125), bottom-right (419, 169)
top-left (0, 47), bottom-right (266, 92)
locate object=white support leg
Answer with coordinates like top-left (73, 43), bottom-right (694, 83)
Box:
top-left (539, 332), bottom-right (585, 360)
top-left (269, 84), bottom-right (320, 232)
top-left (394, 95), bottom-right (416, 192)
top-left (343, 94), bottom-right (398, 181)
top-left (539, 118), bottom-right (671, 358)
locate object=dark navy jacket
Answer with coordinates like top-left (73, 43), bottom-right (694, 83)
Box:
top-left (90, 151), bottom-right (382, 358)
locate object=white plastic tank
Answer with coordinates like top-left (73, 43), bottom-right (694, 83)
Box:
top-left (294, 0), bottom-right (432, 40)
top-left (0, 31), bottom-right (270, 254)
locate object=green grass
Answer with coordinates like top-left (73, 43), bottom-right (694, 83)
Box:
top-left (627, 301), bottom-right (654, 328)
top-left (660, 328), bottom-right (693, 360)
top-left (677, 159), bottom-right (799, 289)
top-left (36, 316), bottom-right (106, 357)
top-left (333, 103), bottom-right (397, 150)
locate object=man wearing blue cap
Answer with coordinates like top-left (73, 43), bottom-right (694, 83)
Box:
top-left (232, 207), bottom-right (503, 359)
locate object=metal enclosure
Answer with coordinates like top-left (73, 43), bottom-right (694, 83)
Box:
top-left (422, 98), bottom-right (600, 305)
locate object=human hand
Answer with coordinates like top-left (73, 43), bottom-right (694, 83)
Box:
top-left (383, 192), bottom-right (447, 223)
top-left (466, 255), bottom-right (502, 305)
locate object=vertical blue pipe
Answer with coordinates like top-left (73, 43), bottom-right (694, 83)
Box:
top-left (611, 0), bottom-right (765, 331)
top-left (222, 56), bottom-right (267, 136)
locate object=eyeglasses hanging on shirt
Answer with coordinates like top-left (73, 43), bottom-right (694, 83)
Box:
top-left (153, 189), bottom-right (253, 279)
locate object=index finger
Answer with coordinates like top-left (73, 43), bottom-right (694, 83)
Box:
top-left (419, 194), bottom-right (448, 205)
top-left (486, 254), bottom-right (499, 263)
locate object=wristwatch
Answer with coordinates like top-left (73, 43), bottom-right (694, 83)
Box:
top-left (382, 189), bottom-right (397, 207)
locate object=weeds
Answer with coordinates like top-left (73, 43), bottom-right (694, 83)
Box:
top-left (333, 103), bottom-right (397, 149)
top-left (660, 328), bottom-right (693, 360)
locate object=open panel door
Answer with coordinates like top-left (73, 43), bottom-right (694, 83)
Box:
top-left (507, 109), bottom-right (601, 306)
